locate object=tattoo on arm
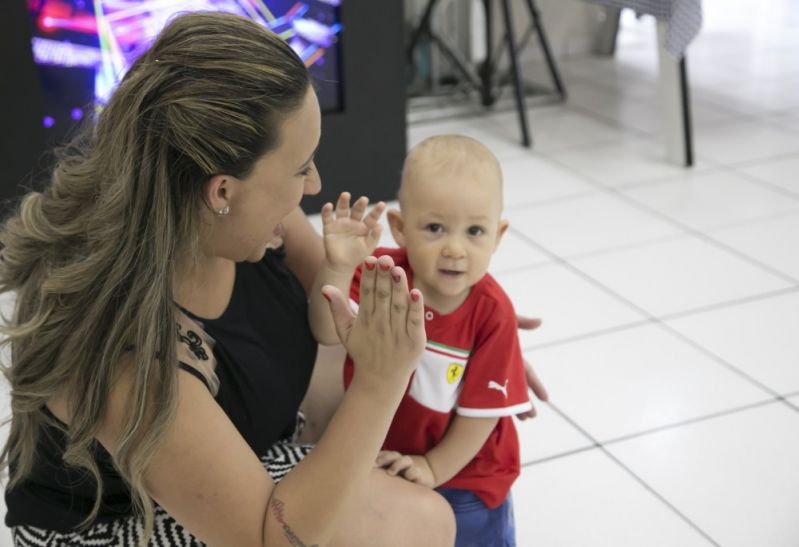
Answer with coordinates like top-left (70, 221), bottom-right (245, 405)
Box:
top-left (270, 497), bottom-right (319, 547)
top-left (176, 324), bottom-right (208, 360)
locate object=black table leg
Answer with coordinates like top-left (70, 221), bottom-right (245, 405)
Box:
top-left (500, 0), bottom-right (531, 147)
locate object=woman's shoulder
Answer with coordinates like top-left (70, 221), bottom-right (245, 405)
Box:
top-left (175, 311), bottom-right (220, 396)
top-left (46, 314), bottom-right (220, 425)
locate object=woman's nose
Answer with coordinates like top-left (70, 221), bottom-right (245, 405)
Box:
top-left (304, 164), bottom-right (322, 196)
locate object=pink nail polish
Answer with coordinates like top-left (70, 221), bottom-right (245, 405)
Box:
top-left (379, 262), bottom-right (390, 271)
top-left (391, 271), bottom-right (401, 282)
top-left (411, 291), bottom-right (420, 302)
top-left (365, 261), bottom-right (375, 271)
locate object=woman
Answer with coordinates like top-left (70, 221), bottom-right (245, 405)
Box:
top-left (0, 12), bottom-right (455, 546)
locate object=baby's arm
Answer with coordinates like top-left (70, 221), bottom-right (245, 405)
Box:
top-left (377, 415), bottom-right (499, 487)
top-left (308, 193), bottom-right (385, 345)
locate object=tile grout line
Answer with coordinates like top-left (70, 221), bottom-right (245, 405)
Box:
top-left (598, 398), bottom-right (785, 447)
top-left (656, 286), bottom-right (799, 322)
top-left (537, 152), bottom-right (799, 286)
top-left (528, 401), bottom-right (722, 546)
top-left (722, 161), bottom-right (799, 201)
top-left (520, 286), bottom-right (799, 353)
top-left (519, 444), bottom-right (598, 468)
top-left (520, 397), bottom-right (789, 467)
top-left (657, 322), bottom-right (788, 400)
top-left (505, 227), bottom-right (797, 398)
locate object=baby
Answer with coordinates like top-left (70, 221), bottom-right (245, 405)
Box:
top-left (310, 134), bottom-right (530, 546)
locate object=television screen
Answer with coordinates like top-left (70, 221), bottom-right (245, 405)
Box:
top-left (26, 0), bottom-right (343, 146)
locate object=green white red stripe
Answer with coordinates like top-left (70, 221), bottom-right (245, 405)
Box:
top-left (425, 340), bottom-right (471, 360)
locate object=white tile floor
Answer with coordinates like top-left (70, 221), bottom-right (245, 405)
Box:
top-left (412, 1), bottom-right (799, 545)
top-left (456, 0), bottom-right (799, 547)
top-left (2, 0), bottom-right (799, 545)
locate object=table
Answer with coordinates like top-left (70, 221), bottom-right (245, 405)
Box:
top-left (586, 0), bottom-right (703, 166)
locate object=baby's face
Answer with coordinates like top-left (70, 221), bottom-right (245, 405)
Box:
top-left (399, 168), bottom-right (505, 313)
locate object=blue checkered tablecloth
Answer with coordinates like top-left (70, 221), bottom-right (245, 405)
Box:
top-left (587, 0), bottom-right (702, 57)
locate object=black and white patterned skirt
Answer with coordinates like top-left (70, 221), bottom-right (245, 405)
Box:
top-left (12, 417), bottom-right (314, 547)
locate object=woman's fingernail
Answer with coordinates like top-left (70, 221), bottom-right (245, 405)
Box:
top-left (411, 291), bottom-right (420, 302)
top-left (365, 261), bottom-right (375, 271)
top-left (391, 271), bottom-right (401, 282)
top-left (379, 262), bottom-right (390, 271)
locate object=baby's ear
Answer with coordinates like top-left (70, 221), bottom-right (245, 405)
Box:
top-left (494, 219), bottom-right (510, 250)
top-left (387, 208), bottom-right (406, 247)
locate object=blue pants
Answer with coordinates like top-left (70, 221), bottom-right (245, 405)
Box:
top-left (437, 488), bottom-right (516, 547)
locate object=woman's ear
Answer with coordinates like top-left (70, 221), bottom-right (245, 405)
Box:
top-left (387, 209), bottom-right (407, 247)
top-left (205, 174), bottom-right (234, 215)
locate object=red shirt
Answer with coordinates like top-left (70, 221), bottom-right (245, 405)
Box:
top-left (344, 247), bottom-right (531, 508)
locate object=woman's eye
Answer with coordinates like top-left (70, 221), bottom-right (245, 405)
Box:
top-left (425, 224), bottom-right (444, 234)
top-left (468, 226), bottom-right (485, 236)
top-left (299, 166), bottom-right (312, 176)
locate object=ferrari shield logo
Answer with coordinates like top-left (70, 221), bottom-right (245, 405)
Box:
top-left (447, 363), bottom-right (464, 384)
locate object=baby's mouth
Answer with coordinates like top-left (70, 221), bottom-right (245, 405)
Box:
top-left (439, 269), bottom-right (465, 277)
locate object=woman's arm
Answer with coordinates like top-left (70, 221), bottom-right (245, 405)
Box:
top-left (95, 256), bottom-right (426, 547)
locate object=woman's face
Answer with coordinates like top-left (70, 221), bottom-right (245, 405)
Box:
top-left (214, 87), bottom-right (322, 262)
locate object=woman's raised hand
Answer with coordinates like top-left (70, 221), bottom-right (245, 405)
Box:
top-left (321, 255), bottom-right (425, 392)
top-left (321, 192), bottom-right (385, 273)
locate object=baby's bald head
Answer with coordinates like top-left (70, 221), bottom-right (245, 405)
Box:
top-left (399, 135), bottom-right (503, 213)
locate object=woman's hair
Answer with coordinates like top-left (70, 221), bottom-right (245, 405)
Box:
top-left (0, 11), bottom-right (309, 540)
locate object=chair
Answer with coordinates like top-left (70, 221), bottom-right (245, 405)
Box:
top-left (406, 0), bottom-right (567, 147)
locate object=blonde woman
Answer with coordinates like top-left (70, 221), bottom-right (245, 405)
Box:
top-left (0, 12), bottom-right (455, 546)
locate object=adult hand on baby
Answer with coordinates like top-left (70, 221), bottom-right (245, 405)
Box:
top-left (515, 315), bottom-right (549, 420)
top-left (321, 192), bottom-right (385, 273)
top-left (321, 255), bottom-right (425, 394)
top-left (376, 450), bottom-right (436, 488)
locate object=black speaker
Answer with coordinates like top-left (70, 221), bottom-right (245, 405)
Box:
top-left (0, 0), bottom-right (406, 216)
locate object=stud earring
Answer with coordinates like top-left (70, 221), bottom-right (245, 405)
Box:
top-left (217, 205), bottom-right (230, 216)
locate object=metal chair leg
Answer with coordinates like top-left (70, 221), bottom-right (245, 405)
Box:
top-left (524, 0), bottom-right (567, 99)
top-left (478, 0), bottom-right (496, 106)
top-left (406, 0), bottom-right (441, 64)
top-left (500, 0), bottom-right (531, 147)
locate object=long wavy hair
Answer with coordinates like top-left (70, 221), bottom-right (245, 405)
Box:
top-left (0, 11), bottom-right (309, 541)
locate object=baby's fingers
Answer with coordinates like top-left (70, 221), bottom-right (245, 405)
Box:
top-left (335, 192), bottom-right (352, 219)
top-left (363, 201), bottom-right (386, 228)
top-left (402, 466), bottom-right (423, 483)
top-left (350, 196), bottom-right (370, 221)
top-left (320, 202), bottom-right (335, 227)
top-left (375, 450), bottom-right (402, 468)
top-left (386, 455), bottom-right (415, 477)
top-left (366, 224), bottom-right (384, 250)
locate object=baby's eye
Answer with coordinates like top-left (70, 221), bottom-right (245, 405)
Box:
top-left (467, 226), bottom-right (485, 236)
top-left (425, 223), bottom-right (444, 234)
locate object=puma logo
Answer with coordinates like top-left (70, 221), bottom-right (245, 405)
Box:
top-left (487, 379), bottom-right (509, 398)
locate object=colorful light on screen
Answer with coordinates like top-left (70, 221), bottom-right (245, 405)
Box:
top-left (30, 0), bottom-right (342, 132)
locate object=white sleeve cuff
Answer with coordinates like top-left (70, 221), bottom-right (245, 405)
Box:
top-left (456, 401), bottom-right (533, 418)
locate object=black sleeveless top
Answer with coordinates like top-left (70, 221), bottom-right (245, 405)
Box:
top-left (4, 248), bottom-right (318, 530)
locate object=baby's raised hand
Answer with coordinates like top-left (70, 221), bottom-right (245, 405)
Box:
top-left (321, 192), bottom-right (385, 272)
